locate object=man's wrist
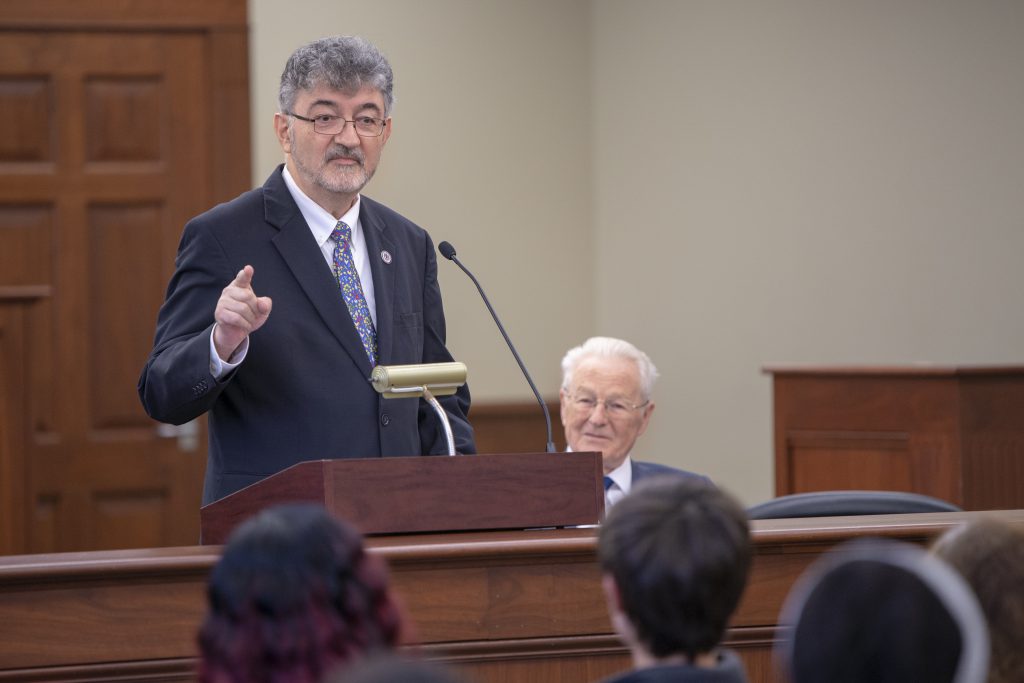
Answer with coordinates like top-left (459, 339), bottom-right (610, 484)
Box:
top-left (210, 324), bottom-right (248, 379)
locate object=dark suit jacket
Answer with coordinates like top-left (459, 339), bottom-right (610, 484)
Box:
top-left (138, 166), bottom-right (475, 504)
top-left (632, 459), bottom-right (713, 487)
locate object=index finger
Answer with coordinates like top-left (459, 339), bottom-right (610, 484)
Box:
top-left (231, 265), bottom-right (255, 288)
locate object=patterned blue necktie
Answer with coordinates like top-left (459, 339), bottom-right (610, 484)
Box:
top-left (331, 221), bottom-right (377, 366)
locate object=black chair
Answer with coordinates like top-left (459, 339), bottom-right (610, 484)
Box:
top-left (746, 490), bottom-right (961, 520)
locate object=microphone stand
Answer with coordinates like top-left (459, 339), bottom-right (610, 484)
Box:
top-left (442, 245), bottom-right (556, 453)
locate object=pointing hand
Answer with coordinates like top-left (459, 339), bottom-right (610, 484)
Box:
top-left (213, 265), bottom-right (273, 361)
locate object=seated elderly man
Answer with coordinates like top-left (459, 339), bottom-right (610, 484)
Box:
top-left (560, 337), bottom-right (710, 508)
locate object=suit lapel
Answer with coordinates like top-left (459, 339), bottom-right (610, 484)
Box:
top-left (360, 200), bottom-right (396, 364)
top-left (264, 168), bottom-right (375, 375)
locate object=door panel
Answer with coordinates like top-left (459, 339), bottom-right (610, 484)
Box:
top-left (0, 30), bottom-right (210, 551)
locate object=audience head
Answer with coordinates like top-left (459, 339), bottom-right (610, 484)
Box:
top-left (197, 503), bottom-right (406, 683)
top-left (780, 538), bottom-right (989, 683)
top-left (560, 336), bottom-right (658, 473)
top-left (598, 477), bottom-right (751, 665)
top-left (933, 517), bottom-right (1024, 683)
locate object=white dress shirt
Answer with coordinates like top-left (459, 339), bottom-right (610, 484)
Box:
top-left (210, 166), bottom-right (377, 378)
top-left (567, 446), bottom-right (635, 511)
top-left (603, 455), bottom-right (635, 509)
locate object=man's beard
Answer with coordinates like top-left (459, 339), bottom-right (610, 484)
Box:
top-left (295, 143), bottom-right (375, 196)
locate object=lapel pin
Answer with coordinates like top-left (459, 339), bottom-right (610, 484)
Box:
top-left (380, 250), bottom-right (392, 264)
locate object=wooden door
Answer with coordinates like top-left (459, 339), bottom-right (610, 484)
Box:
top-left (0, 30), bottom-right (215, 551)
top-left (0, 297), bottom-right (31, 553)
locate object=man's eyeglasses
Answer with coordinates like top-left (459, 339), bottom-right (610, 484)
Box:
top-left (566, 392), bottom-right (649, 419)
top-left (287, 112), bottom-right (386, 137)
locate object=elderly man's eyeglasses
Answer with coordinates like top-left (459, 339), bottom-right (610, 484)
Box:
top-left (567, 392), bottom-right (649, 419)
top-left (287, 111), bottom-right (386, 137)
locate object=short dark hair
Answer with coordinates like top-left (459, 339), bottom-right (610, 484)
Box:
top-left (783, 539), bottom-right (989, 683)
top-left (197, 503), bottom-right (405, 683)
top-left (598, 477), bottom-right (751, 660)
top-left (933, 517), bottom-right (1024, 683)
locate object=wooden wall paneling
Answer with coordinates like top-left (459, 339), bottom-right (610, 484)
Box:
top-left (470, 400), bottom-right (564, 454)
top-left (5, 30), bottom-right (212, 552)
top-left (0, 206), bottom-right (52, 280)
top-left (206, 27), bottom-right (252, 205)
top-left (958, 375), bottom-right (1024, 509)
top-left (0, 76), bottom-right (52, 163)
top-left (87, 204), bottom-right (166, 426)
top-left (1, 0), bottom-right (248, 553)
top-left (0, 204), bottom-right (56, 555)
top-left (0, 209), bottom-right (52, 546)
top-left (0, 303), bottom-right (27, 555)
top-left (0, 1), bottom-right (246, 29)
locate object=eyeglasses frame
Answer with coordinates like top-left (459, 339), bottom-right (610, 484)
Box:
top-left (286, 111), bottom-right (387, 137)
top-left (564, 390), bottom-right (650, 418)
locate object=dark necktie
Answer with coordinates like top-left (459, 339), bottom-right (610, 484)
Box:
top-left (331, 221), bottom-right (377, 366)
top-left (604, 476), bottom-right (614, 491)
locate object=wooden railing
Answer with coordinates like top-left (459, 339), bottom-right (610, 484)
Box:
top-left (3, 510), bottom-right (1020, 683)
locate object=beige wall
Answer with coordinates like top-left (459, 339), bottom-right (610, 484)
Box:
top-left (251, 1), bottom-right (1024, 504)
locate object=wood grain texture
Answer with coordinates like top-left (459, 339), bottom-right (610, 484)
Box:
top-left (3, 510), bottom-right (1021, 683)
top-left (766, 366), bottom-right (1024, 509)
top-left (199, 453), bottom-right (605, 542)
top-left (469, 400), bottom-right (563, 454)
top-left (0, 1), bottom-right (247, 554)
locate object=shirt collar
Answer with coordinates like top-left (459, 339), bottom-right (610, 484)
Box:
top-left (282, 165), bottom-right (362, 249)
top-left (605, 455), bottom-right (634, 493)
top-left (566, 446), bottom-right (635, 493)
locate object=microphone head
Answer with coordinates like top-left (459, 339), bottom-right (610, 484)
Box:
top-left (438, 241), bottom-right (457, 260)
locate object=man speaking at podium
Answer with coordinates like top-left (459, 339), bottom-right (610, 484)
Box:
top-left (139, 36), bottom-right (474, 506)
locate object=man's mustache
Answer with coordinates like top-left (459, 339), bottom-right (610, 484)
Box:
top-left (326, 146), bottom-right (364, 165)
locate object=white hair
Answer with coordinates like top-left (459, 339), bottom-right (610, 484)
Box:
top-left (560, 337), bottom-right (659, 401)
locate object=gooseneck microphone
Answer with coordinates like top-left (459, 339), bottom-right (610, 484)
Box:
top-left (438, 241), bottom-right (556, 453)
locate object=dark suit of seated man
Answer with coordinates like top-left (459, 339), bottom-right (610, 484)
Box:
top-left (598, 478), bottom-right (752, 682)
top-left (559, 336), bottom-right (710, 510)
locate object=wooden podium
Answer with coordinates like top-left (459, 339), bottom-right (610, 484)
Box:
top-left (765, 365), bottom-right (1024, 510)
top-left (200, 451), bottom-right (604, 544)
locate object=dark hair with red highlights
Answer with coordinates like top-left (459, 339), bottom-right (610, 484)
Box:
top-left (196, 503), bottom-right (406, 683)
